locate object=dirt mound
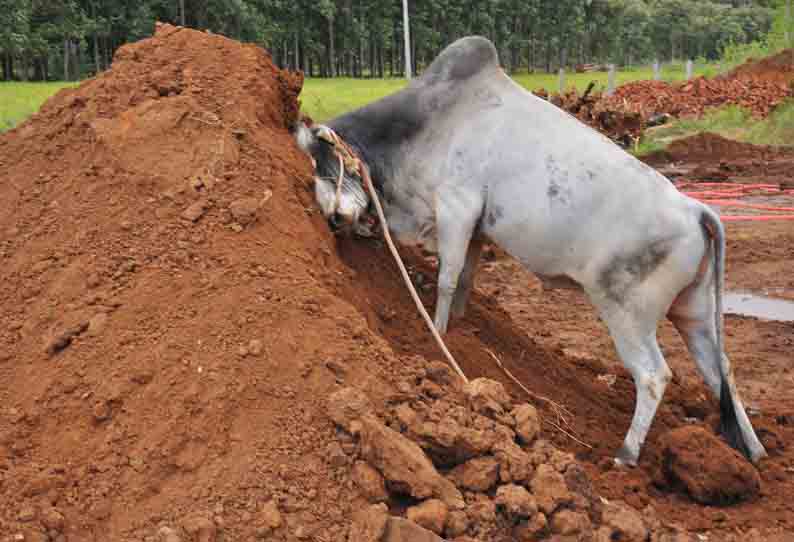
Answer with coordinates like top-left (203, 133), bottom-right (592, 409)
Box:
top-left (665, 132), bottom-right (783, 162)
top-left (534, 85), bottom-right (645, 147)
top-left (538, 67), bottom-right (793, 147)
top-left (0, 21), bottom-right (381, 541)
top-left (641, 132), bottom-right (794, 183)
top-left (599, 76), bottom-right (793, 120)
top-left (657, 426), bottom-right (761, 506)
top-left (331, 377), bottom-right (670, 541)
top-left (725, 48), bottom-right (794, 86)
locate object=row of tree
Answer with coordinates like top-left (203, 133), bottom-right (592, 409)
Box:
top-left (0, 0), bottom-right (789, 82)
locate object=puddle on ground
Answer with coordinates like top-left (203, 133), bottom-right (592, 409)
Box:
top-left (724, 291), bottom-right (794, 322)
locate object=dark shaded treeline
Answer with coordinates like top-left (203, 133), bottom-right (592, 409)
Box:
top-left (0, 0), bottom-right (780, 81)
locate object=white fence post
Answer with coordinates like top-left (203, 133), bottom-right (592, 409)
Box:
top-left (653, 60), bottom-right (661, 81)
top-left (402, 0), bottom-right (412, 80)
top-left (558, 68), bottom-right (566, 94)
top-left (686, 59), bottom-right (694, 80)
top-left (607, 64), bottom-right (616, 96)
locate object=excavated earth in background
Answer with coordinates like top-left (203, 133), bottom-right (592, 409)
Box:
top-left (724, 48), bottom-right (794, 86)
top-left (642, 132), bottom-right (794, 184)
top-left (0, 23), bottom-right (792, 542)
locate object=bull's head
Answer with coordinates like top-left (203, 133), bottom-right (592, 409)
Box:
top-left (293, 120), bottom-right (372, 235)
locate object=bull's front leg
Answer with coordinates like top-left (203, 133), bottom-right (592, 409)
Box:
top-left (433, 188), bottom-right (484, 334)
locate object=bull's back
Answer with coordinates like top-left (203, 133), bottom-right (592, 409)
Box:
top-left (455, 73), bottom-right (693, 277)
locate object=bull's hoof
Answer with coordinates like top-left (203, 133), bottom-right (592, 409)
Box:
top-left (614, 445), bottom-right (639, 468)
top-left (433, 320), bottom-right (449, 335)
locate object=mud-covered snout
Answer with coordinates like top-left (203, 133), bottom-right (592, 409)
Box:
top-left (293, 120), bottom-right (372, 235)
top-left (314, 175), bottom-right (370, 234)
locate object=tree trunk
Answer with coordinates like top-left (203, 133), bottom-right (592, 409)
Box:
top-left (671, 35), bottom-right (675, 63)
top-left (20, 55), bottom-right (29, 81)
top-left (358, 36), bottom-right (364, 78)
top-left (527, 20), bottom-right (534, 73)
top-left (558, 29), bottom-right (566, 70)
top-left (64, 39), bottom-right (70, 81)
top-left (368, 36), bottom-right (374, 78)
top-left (328, 16), bottom-right (336, 77)
top-left (92, 1), bottom-right (101, 74)
top-left (294, 32), bottom-right (300, 71)
top-left (510, 17), bottom-right (520, 73)
top-left (75, 40), bottom-right (82, 80)
top-left (378, 42), bottom-right (384, 78)
top-left (545, 42), bottom-right (552, 73)
top-left (179, 0), bottom-right (186, 26)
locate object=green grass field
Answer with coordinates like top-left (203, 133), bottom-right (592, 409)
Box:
top-left (1, 63), bottom-right (717, 131)
top-left (0, 82), bottom-right (78, 132)
top-left (300, 65), bottom-right (714, 122)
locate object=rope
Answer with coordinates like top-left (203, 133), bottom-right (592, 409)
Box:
top-left (324, 128), bottom-right (470, 384)
top-left (333, 153), bottom-right (345, 216)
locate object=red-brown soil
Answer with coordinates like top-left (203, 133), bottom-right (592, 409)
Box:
top-left (600, 76), bottom-right (793, 119)
top-left (725, 48), bottom-right (794, 86)
top-left (658, 426), bottom-right (761, 506)
top-left (1, 23), bottom-right (793, 542)
top-left (643, 132), bottom-right (794, 184)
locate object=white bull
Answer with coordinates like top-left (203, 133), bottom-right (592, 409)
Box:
top-left (295, 36), bottom-right (767, 467)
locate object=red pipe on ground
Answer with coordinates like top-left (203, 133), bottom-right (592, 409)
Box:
top-left (721, 215), bottom-right (794, 221)
top-left (675, 181), bottom-right (794, 221)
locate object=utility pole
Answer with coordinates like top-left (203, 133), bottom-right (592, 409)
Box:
top-left (402, 0), bottom-right (412, 79)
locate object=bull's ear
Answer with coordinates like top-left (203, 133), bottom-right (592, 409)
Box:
top-left (293, 120), bottom-right (314, 151)
top-left (315, 125), bottom-right (335, 145)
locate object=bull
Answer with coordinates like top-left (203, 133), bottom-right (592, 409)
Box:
top-left (294, 36), bottom-right (767, 467)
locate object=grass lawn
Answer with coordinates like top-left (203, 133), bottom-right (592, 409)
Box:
top-left (1, 62), bottom-right (718, 131)
top-left (301, 64), bottom-right (716, 122)
top-left (0, 82), bottom-right (78, 132)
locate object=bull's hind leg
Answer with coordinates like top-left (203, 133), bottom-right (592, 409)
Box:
top-left (433, 189), bottom-right (484, 334)
top-left (451, 238), bottom-right (484, 319)
top-left (668, 269), bottom-right (767, 463)
top-left (588, 292), bottom-right (673, 466)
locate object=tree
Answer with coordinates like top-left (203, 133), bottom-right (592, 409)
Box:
top-left (0, 0), bottom-right (779, 81)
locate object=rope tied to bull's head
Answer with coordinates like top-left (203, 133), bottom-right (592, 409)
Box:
top-left (316, 127), bottom-right (364, 217)
top-left (311, 126), bottom-right (469, 385)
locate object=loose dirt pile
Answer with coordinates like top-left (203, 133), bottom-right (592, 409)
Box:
top-left (724, 48), bottom-right (794, 86)
top-left (0, 22), bottom-right (789, 542)
top-left (658, 427), bottom-right (761, 506)
top-left (534, 86), bottom-right (645, 147)
top-left (327, 373), bottom-right (745, 542)
top-left (540, 49), bottom-right (794, 145)
top-left (663, 132), bottom-right (788, 162)
top-left (642, 132), bottom-right (794, 183)
top-left (0, 21), bottom-right (386, 542)
top-left (599, 76), bottom-right (792, 120)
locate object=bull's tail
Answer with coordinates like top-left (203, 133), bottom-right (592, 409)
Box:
top-left (700, 205), bottom-right (767, 463)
